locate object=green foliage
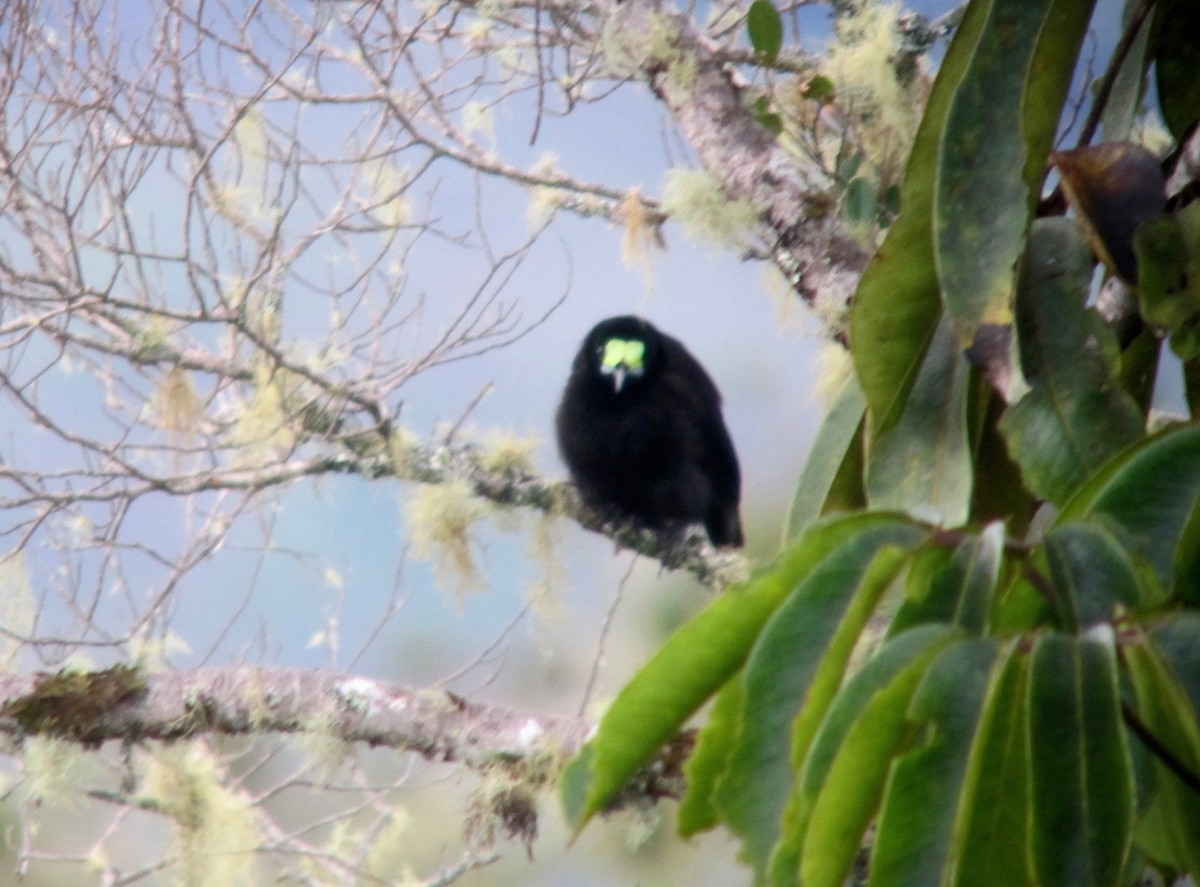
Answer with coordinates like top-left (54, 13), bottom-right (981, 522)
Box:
top-left (746, 1), bottom-right (782, 64)
top-left (564, 1), bottom-right (1200, 885)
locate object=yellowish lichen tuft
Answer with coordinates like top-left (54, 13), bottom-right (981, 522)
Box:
top-left (661, 169), bottom-right (760, 249)
top-left (463, 101), bottom-right (496, 149)
top-left (387, 425), bottom-right (422, 478)
top-left (362, 807), bottom-right (418, 880)
top-left (526, 514), bottom-right (565, 622)
top-left (154, 366), bottom-right (202, 443)
top-left (405, 481), bottom-right (488, 598)
top-left (600, 11), bottom-right (682, 81)
top-left (619, 188), bottom-right (657, 291)
top-left (20, 736), bottom-right (96, 808)
top-left (296, 710), bottom-right (353, 778)
top-left (476, 429), bottom-right (539, 475)
top-left (823, 1), bottom-right (924, 182)
top-left (229, 363), bottom-right (296, 463)
top-left (814, 341), bottom-right (855, 409)
top-left (527, 152), bottom-right (566, 227)
top-left (140, 742), bottom-right (261, 887)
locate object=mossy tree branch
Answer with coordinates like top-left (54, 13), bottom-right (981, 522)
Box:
top-left (0, 666), bottom-right (688, 803)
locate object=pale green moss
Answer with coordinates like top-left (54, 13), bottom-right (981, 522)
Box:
top-left (229, 364), bottom-right (296, 462)
top-left (140, 742), bottom-right (260, 887)
top-left (405, 481), bottom-right (488, 597)
top-left (661, 168), bottom-right (760, 248)
top-left (20, 736), bottom-right (95, 808)
top-left (619, 188), bottom-right (657, 291)
top-left (601, 11), bottom-right (688, 87)
top-left (154, 366), bottom-right (201, 442)
top-left (363, 808), bottom-right (418, 880)
top-left (296, 710), bottom-right (352, 777)
top-left (476, 429), bottom-right (538, 475)
top-left (823, 1), bottom-right (924, 181)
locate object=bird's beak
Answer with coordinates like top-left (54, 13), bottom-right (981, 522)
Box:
top-left (611, 366), bottom-right (627, 393)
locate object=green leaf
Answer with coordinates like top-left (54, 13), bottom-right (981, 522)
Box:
top-left (1058, 424), bottom-right (1200, 592)
top-left (752, 95), bottom-right (784, 136)
top-left (949, 646), bottom-right (1032, 887)
top-left (715, 520), bottom-right (924, 875)
top-left (774, 626), bottom-right (955, 887)
top-left (678, 675), bottom-right (743, 836)
top-left (784, 373), bottom-right (865, 539)
top-left (849, 0), bottom-right (991, 434)
top-left (561, 513), bottom-right (918, 831)
top-left (865, 315), bottom-right (973, 525)
top-left (850, 0), bottom-right (1092, 433)
top-left (1020, 0), bottom-right (1097, 194)
top-left (891, 522), bottom-right (1003, 635)
top-left (1125, 635), bottom-right (1200, 873)
top-left (1027, 631), bottom-right (1134, 887)
top-left (999, 218), bottom-right (1144, 504)
top-left (1098, 0), bottom-right (1154, 142)
top-left (1149, 612), bottom-right (1200, 717)
top-left (844, 177), bottom-right (877, 225)
top-left (1134, 202), bottom-right (1200, 359)
top-left (802, 75), bottom-right (835, 103)
top-left (1151, 0), bottom-right (1200, 139)
top-left (868, 637), bottom-right (1001, 887)
top-left (935, 0), bottom-right (1058, 342)
top-left (1042, 521), bottom-right (1153, 630)
top-left (747, 0), bottom-right (783, 64)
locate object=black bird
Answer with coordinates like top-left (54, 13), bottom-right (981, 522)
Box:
top-left (556, 315), bottom-right (744, 547)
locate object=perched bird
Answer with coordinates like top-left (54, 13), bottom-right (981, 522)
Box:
top-left (556, 315), bottom-right (744, 547)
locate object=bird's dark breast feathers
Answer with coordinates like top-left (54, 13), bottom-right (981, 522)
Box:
top-left (557, 388), bottom-right (712, 526)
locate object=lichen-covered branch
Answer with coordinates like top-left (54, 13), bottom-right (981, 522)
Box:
top-left (595, 0), bottom-right (869, 312)
top-left (0, 665), bottom-right (687, 801)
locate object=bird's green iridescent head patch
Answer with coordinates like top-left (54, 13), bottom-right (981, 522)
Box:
top-left (600, 338), bottom-right (645, 372)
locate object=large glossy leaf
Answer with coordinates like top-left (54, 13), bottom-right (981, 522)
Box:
top-left (678, 675), bottom-right (742, 836)
top-left (784, 373), bottom-right (865, 539)
top-left (1151, 0), bottom-right (1200, 138)
top-left (1057, 424), bottom-right (1200, 592)
top-left (851, 0), bottom-right (1093, 432)
top-left (1027, 631), bottom-right (1134, 887)
top-left (1134, 202), bottom-right (1200, 359)
top-left (561, 513), bottom-right (919, 831)
top-left (935, 0), bottom-right (1058, 342)
top-left (865, 316), bottom-right (972, 525)
top-left (1019, 0), bottom-right (1097, 190)
top-left (849, 0), bottom-right (990, 433)
top-left (1098, 0), bottom-right (1153, 142)
top-left (1042, 520), bottom-right (1153, 629)
top-left (714, 521), bottom-right (924, 875)
top-left (867, 637), bottom-right (1001, 887)
top-left (1149, 612), bottom-right (1200, 720)
top-left (949, 646), bottom-right (1032, 887)
top-left (999, 218), bottom-right (1144, 503)
top-left (890, 521), bottom-right (1003, 635)
top-left (1125, 634), bottom-right (1200, 873)
top-left (774, 626), bottom-right (956, 887)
